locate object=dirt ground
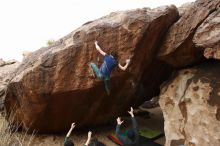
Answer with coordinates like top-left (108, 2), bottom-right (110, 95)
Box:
top-left (1, 107), bottom-right (165, 146)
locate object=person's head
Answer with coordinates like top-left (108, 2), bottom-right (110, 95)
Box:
top-left (110, 50), bottom-right (118, 60)
top-left (127, 129), bottom-right (135, 140)
top-left (64, 140), bottom-right (74, 146)
top-left (88, 138), bottom-right (106, 146)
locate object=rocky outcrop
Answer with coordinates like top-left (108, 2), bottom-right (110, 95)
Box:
top-left (0, 82), bottom-right (7, 110)
top-left (0, 59), bottom-right (20, 110)
top-left (0, 59), bottom-right (17, 68)
top-left (178, 2), bottom-right (194, 17)
top-left (159, 61), bottom-right (220, 146)
top-left (158, 0), bottom-right (220, 68)
top-left (5, 6), bottom-right (178, 133)
top-left (22, 51), bottom-right (32, 61)
top-left (0, 59), bottom-right (4, 66)
top-left (193, 8), bottom-right (220, 59)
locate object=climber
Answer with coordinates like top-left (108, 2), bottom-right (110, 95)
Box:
top-left (89, 41), bottom-right (131, 95)
top-left (115, 107), bottom-right (139, 146)
top-left (64, 123), bottom-right (75, 146)
top-left (84, 131), bottom-right (106, 146)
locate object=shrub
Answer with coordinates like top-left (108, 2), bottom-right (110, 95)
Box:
top-left (0, 113), bottom-right (35, 146)
top-left (47, 39), bottom-right (55, 46)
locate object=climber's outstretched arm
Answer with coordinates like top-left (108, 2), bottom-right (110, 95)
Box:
top-left (128, 107), bottom-right (138, 137)
top-left (94, 41), bottom-right (107, 56)
top-left (84, 131), bottom-right (92, 146)
top-left (118, 59), bottom-right (131, 71)
top-left (66, 123), bottom-right (75, 137)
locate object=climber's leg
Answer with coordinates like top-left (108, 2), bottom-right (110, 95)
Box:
top-left (89, 63), bottom-right (102, 79)
top-left (104, 77), bottom-right (110, 96)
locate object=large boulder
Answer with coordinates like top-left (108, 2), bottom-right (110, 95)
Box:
top-left (0, 59), bottom-right (20, 110)
top-left (5, 6), bottom-right (178, 133)
top-left (159, 61), bottom-right (220, 146)
top-left (158, 0), bottom-right (220, 68)
top-left (193, 8), bottom-right (220, 59)
top-left (0, 82), bottom-right (7, 110)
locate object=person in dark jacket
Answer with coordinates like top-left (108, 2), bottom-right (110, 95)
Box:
top-left (116, 107), bottom-right (139, 146)
top-left (89, 41), bottom-right (131, 95)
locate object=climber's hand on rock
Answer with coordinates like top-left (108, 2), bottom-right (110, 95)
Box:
top-left (126, 59), bottom-right (131, 64)
top-left (95, 41), bottom-right (98, 46)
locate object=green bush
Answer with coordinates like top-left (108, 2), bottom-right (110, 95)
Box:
top-left (47, 39), bottom-right (55, 46)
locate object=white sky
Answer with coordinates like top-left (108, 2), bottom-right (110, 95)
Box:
top-left (0, 0), bottom-right (195, 61)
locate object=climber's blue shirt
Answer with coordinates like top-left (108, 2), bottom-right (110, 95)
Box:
top-left (100, 55), bottom-right (117, 78)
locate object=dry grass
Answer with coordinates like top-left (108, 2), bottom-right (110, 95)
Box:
top-left (0, 113), bottom-right (35, 146)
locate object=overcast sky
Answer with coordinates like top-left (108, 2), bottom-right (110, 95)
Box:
top-left (0, 0), bottom-right (195, 61)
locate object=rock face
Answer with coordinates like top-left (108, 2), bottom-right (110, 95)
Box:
top-left (0, 82), bottom-right (7, 110)
top-left (22, 51), bottom-right (32, 61)
top-left (178, 2), bottom-right (194, 17)
top-left (159, 61), bottom-right (220, 146)
top-left (0, 59), bottom-right (20, 110)
top-left (158, 0), bottom-right (220, 68)
top-left (5, 6), bottom-right (178, 133)
top-left (193, 8), bottom-right (220, 59)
